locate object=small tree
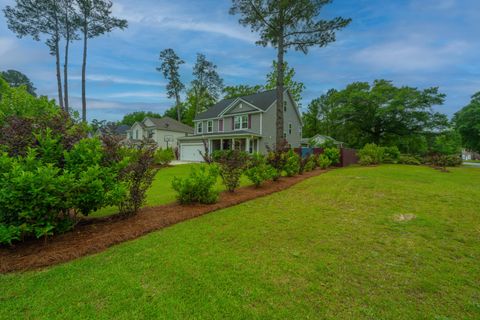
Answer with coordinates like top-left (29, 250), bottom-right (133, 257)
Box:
top-left (0, 69), bottom-right (36, 96)
top-left (213, 150), bottom-right (248, 192)
top-left (157, 48), bottom-right (185, 121)
top-left (191, 53), bottom-right (224, 114)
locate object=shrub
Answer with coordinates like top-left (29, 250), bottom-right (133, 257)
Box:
top-left (172, 165), bottom-right (219, 204)
top-left (428, 154), bottom-right (462, 168)
top-left (398, 154), bottom-right (422, 165)
top-left (118, 143), bottom-right (157, 216)
top-left (212, 150), bottom-right (248, 192)
top-left (323, 147), bottom-right (340, 165)
top-left (304, 155), bottom-right (317, 172)
top-left (154, 148), bottom-right (175, 166)
top-left (317, 154), bottom-right (332, 169)
top-left (383, 146), bottom-right (401, 164)
top-left (245, 153), bottom-right (275, 187)
top-left (359, 143), bottom-right (385, 165)
top-left (266, 140), bottom-right (289, 181)
top-left (284, 149), bottom-right (300, 176)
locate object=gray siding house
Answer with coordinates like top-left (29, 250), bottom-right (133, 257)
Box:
top-left (178, 89), bottom-right (303, 161)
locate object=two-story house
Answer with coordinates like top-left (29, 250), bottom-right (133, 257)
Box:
top-left (178, 89), bottom-right (302, 161)
top-left (126, 116), bottom-right (194, 149)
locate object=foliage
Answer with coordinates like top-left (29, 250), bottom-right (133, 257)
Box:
top-left (302, 80), bottom-right (449, 154)
top-left (304, 155), bottom-right (317, 172)
top-left (244, 153), bottom-right (275, 187)
top-left (358, 143), bottom-right (385, 166)
top-left (284, 149), bottom-right (300, 176)
top-left (323, 147), bottom-right (340, 165)
top-left (316, 154), bottom-right (332, 169)
top-left (171, 165), bottom-right (219, 204)
top-left (154, 148), bottom-right (175, 166)
top-left (191, 53), bottom-right (224, 114)
top-left (398, 154), bottom-right (422, 165)
top-left (430, 130), bottom-right (462, 156)
top-left (0, 69), bottom-right (36, 96)
top-left (118, 143), bottom-right (157, 216)
top-left (223, 84), bottom-right (263, 99)
top-left (265, 61), bottom-right (305, 106)
top-left (157, 48), bottom-right (185, 121)
top-left (212, 150), bottom-right (248, 192)
top-left (383, 146), bottom-right (401, 164)
top-left (266, 141), bottom-right (290, 181)
top-left (454, 92), bottom-right (480, 153)
top-left (119, 111), bottom-right (162, 126)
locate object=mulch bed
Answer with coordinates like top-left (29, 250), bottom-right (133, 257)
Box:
top-left (0, 169), bottom-right (326, 274)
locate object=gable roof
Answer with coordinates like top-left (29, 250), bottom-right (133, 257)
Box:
top-left (195, 89), bottom-right (277, 120)
top-left (144, 116), bottom-right (194, 134)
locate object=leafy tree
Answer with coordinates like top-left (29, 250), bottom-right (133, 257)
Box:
top-left (305, 80), bottom-right (448, 154)
top-left (191, 53), bottom-right (224, 114)
top-left (119, 111), bottom-right (162, 126)
top-left (76, 0), bottom-right (127, 121)
top-left (0, 70), bottom-right (36, 96)
top-left (157, 48), bottom-right (185, 121)
top-left (4, 0), bottom-right (65, 109)
top-left (454, 92), bottom-right (480, 153)
top-left (265, 61), bottom-right (305, 106)
top-left (163, 104), bottom-right (187, 123)
top-left (302, 89), bottom-right (336, 138)
top-left (230, 0), bottom-right (351, 147)
top-left (223, 84), bottom-right (263, 99)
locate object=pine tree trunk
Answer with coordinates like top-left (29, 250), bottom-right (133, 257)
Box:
top-left (81, 19), bottom-right (87, 122)
top-left (175, 92), bottom-right (181, 121)
top-left (63, 23), bottom-right (70, 112)
top-left (275, 27), bottom-right (285, 148)
top-left (55, 36), bottom-right (64, 110)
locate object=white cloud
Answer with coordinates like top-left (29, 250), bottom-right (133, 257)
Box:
top-left (70, 74), bottom-right (164, 87)
top-left (105, 91), bottom-right (166, 99)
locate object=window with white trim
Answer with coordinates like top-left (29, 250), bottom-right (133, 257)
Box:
top-left (234, 115), bottom-right (248, 130)
top-left (207, 120), bottom-right (213, 133)
top-left (283, 101), bottom-right (287, 112)
top-left (196, 122), bottom-right (202, 134)
top-left (288, 123), bottom-right (292, 135)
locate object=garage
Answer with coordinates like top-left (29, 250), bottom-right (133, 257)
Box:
top-left (180, 143), bottom-right (205, 162)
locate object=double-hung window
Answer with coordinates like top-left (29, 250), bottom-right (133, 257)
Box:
top-left (288, 123), bottom-right (292, 135)
top-left (234, 115), bottom-right (248, 130)
top-left (207, 121), bottom-right (213, 133)
top-left (196, 122), bottom-right (202, 134)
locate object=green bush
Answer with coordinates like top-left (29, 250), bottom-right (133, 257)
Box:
top-left (323, 147), bottom-right (340, 165)
top-left (317, 154), bottom-right (332, 169)
top-left (428, 154), bottom-right (462, 168)
top-left (383, 146), bottom-right (401, 163)
top-left (304, 155), bottom-right (317, 172)
top-left (172, 165), bottom-right (219, 204)
top-left (359, 143), bottom-right (385, 165)
top-left (284, 150), bottom-right (300, 177)
top-left (398, 154), bottom-right (422, 165)
top-left (213, 150), bottom-right (248, 192)
top-left (245, 153), bottom-right (275, 187)
top-left (154, 148), bottom-right (175, 166)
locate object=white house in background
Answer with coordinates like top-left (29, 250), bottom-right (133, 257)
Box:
top-left (178, 89), bottom-right (303, 162)
top-left (126, 117), bottom-right (194, 149)
top-left (301, 134), bottom-right (344, 147)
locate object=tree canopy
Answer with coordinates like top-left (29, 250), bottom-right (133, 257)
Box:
top-left (223, 84), bottom-right (263, 99)
top-left (191, 53), bottom-right (223, 114)
top-left (157, 48), bottom-right (185, 121)
top-left (302, 80), bottom-right (449, 154)
top-left (454, 92), bottom-right (480, 153)
top-left (265, 61), bottom-right (305, 106)
top-left (119, 111), bottom-right (162, 127)
top-left (0, 70), bottom-right (36, 96)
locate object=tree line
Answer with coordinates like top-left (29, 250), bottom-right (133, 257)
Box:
top-left (3, 0), bottom-right (127, 121)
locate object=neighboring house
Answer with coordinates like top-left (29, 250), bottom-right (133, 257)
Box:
top-left (462, 149), bottom-right (480, 161)
top-left (178, 89), bottom-right (303, 162)
top-left (95, 124), bottom-right (130, 139)
top-left (301, 134), bottom-right (344, 148)
top-left (126, 117), bottom-right (194, 149)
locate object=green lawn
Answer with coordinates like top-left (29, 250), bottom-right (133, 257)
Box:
top-left (465, 160), bottom-right (480, 163)
top-left (92, 164), bottom-right (251, 217)
top-left (1, 165), bottom-right (480, 319)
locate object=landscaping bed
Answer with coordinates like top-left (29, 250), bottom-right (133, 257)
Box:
top-left (0, 168), bottom-right (326, 273)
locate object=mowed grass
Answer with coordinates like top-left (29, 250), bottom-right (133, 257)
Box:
top-left (92, 163), bottom-right (251, 217)
top-left (1, 165), bottom-right (480, 319)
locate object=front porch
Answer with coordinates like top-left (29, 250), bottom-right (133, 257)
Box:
top-left (209, 137), bottom-right (260, 154)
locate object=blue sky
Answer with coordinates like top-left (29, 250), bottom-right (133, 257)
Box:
top-left (0, 0), bottom-right (479, 121)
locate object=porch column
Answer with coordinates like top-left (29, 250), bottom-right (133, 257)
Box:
top-left (220, 138), bottom-right (223, 150)
top-left (232, 138), bottom-right (235, 150)
top-left (246, 138), bottom-right (250, 153)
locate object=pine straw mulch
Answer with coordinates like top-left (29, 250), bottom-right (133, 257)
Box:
top-left (0, 169), bottom-right (326, 274)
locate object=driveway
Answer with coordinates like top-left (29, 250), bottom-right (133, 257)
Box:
top-left (463, 162), bottom-right (480, 168)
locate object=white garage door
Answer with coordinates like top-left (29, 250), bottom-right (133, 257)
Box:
top-left (180, 143), bottom-right (205, 162)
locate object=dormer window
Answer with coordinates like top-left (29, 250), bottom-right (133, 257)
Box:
top-left (196, 122), bottom-right (202, 134)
